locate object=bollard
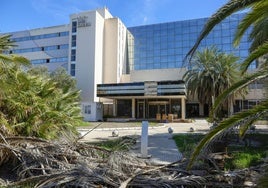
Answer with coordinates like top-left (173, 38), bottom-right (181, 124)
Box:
top-left (140, 121), bottom-right (149, 158)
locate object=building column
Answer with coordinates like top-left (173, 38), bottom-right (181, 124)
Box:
top-left (113, 99), bottom-right (117, 117)
top-left (229, 99), bottom-right (234, 116)
top-left (132, 98), bottom-right (135, 118)
top-left (181, 97), bottom-right (186, 120)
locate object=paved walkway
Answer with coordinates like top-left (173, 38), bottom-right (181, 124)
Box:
top-left (79, 120), bottom-right (268, 165)
top-left (79, 119), bottom-right (211, 165)
top-left (129, 133), bottom-right (183, 165)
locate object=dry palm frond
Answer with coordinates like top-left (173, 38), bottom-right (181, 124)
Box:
top-left (0, 134), bottom-right (264, 187)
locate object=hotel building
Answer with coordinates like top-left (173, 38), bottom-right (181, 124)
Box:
top-left (2, 8), bottom-right (265, 121)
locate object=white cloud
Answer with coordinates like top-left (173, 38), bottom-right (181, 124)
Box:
top-left (143, 16), bottom-right (148, 23)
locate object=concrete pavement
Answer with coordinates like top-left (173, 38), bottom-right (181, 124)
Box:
top-left (79, 119), bottom-right (211, 142)
top-left (79, 119), bottom-right (211, 165)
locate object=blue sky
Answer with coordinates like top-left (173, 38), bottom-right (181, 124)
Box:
top-left (1, 0), bottom-right (228, 33)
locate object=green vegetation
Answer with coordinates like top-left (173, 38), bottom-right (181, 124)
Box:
top-left (226, 133), bottom-right (268, 169)
top-left (173, 134), bottom-right (204, 158)
top-left (186, 0), bottom-right (268, 174)
top-left (183, 46), bottom-right (243, 119)
top-left (0, 34), bottom-right (82, 140)
top-left (173, 133), bottom-right (268, 170)
top-left (94, 136), bottom-right (136, 151)
top-left (225, 149), bottom-right (265, 169)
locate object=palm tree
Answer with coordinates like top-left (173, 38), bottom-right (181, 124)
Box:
top-left (27, 66), bottom-right (77, 93)
top-left (186, 0), bottom-right (268, 173)
top-left (0, 34), bottom-right (16, 52)
top-left (183, 47), bottom-right (242, 119)
top-left (0, 35), bottom-right (82, 139)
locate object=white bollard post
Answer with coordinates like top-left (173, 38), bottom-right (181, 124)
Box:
top-left (141, 121), bottom-right (149, 158)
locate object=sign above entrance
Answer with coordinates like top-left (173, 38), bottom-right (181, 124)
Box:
top-left (144, 81), bottom-right (157, 96)
top-left (96, 80), bottom-right (186, 97)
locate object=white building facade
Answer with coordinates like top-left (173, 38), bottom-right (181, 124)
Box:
top-left (5, 8), bottom-right (129, 121)
top-left (2, 8), bottom-right (264, 121)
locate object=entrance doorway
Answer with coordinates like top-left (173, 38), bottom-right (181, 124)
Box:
top-left (137, 101), bottom-right (145, 119)
top-left (148, 101), bottom-right (169, 118)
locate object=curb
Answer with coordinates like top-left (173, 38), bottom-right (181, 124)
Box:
top-left (77, 124), bottom-right (166, 132)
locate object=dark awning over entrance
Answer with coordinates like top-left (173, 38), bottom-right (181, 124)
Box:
top-left (97, 80), bottom-right (186, 97)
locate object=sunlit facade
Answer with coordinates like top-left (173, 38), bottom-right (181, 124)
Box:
top-left (128, 13), bottom-right (254, 71)
top-left (2, 8), bottom-right (264, 121)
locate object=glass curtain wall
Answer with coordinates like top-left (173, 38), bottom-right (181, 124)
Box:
top-left (127, 13), bottom-right (253, 72)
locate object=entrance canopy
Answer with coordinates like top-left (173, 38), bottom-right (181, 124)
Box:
top-left (97, 80), bottom-right (186, 97)
top-left (97, 80), bottom-right (186, 120)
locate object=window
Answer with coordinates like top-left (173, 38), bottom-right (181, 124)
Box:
top-left (71, 35), bottom-right (76, 47)
top-left (71, 49), bottom-right (76, 61)
top-left (127, 13), bottom-right (250, 71)
top-left (72, 21), bottom-right (77, 33)
top-left (70, 64), bottom-right (76, 76)
top-left (84, 105), bottom-right (91, 114)
top-left (11, 32), bottom-right (69, 42)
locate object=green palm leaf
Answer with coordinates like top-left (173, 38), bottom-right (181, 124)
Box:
top-left (233, 1), bottom-right (268, 46)
top-left (240, 41), bottom-right (268, 73)
top-left (212, 68), bottom-right (268, 116)
top-left (187, 99), bottom-right (268, 170)
top-left (0, 34), bottom-right (16, 51)
top-left (184, 47), bottom-right (242, 117)
top-left (186, 0), bottom-right (262, 59)
top-left (249, 17), bottom-right (268, 52)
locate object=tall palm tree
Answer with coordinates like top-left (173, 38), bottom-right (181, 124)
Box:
top-left (183, 47), bottom-right (242, 119)
top-left (186, 0), bottom-right (268, 173)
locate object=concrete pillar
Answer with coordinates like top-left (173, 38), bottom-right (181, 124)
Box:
top-left (113, 99), bottom-right (117, 117)
top-left (132, 98), bottom-right (135, 118)
top-left (229, 99), bottom-right (234, 116)
top-left (141, 121), bottom-right (149, 158)
top-left (181, 97), bottom-right (186, 119)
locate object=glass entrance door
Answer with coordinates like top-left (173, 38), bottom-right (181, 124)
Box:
top-left (159, 104), bottom-right (166, 115)
top-left (148, 101), bottom-right (169, 119)
top-left (148, 104), bottom-right (158, 118)
top-left (137, 101), bottom-right (145, 119)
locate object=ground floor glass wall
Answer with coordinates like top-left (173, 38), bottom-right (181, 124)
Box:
top-left (117, 99), bottom-right (132, 117)
top-left (116, 98), bottom-right (182, 119)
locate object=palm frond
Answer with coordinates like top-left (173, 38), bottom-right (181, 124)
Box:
top-left (212, 68), bottom-right (268, 115)
top-left (0, 34), bottom-right (16, 51)
top-left (240, 41), bottom-right (268, 73)
top-left (11, 55), bottom-right (31, 67)
top-left (186, 0), bottom-right (262, 59)
top-left (234, 1), bottom-right (268, 46)
top-left (249, 18), bottom-right (268, 52)
top-left (187, 99), bottom-right (268, 170)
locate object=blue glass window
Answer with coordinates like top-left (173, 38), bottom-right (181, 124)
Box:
top-left (70, 64), bottom-right (76, 76)
top-left (127, 13), bottom-right (250, 71)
